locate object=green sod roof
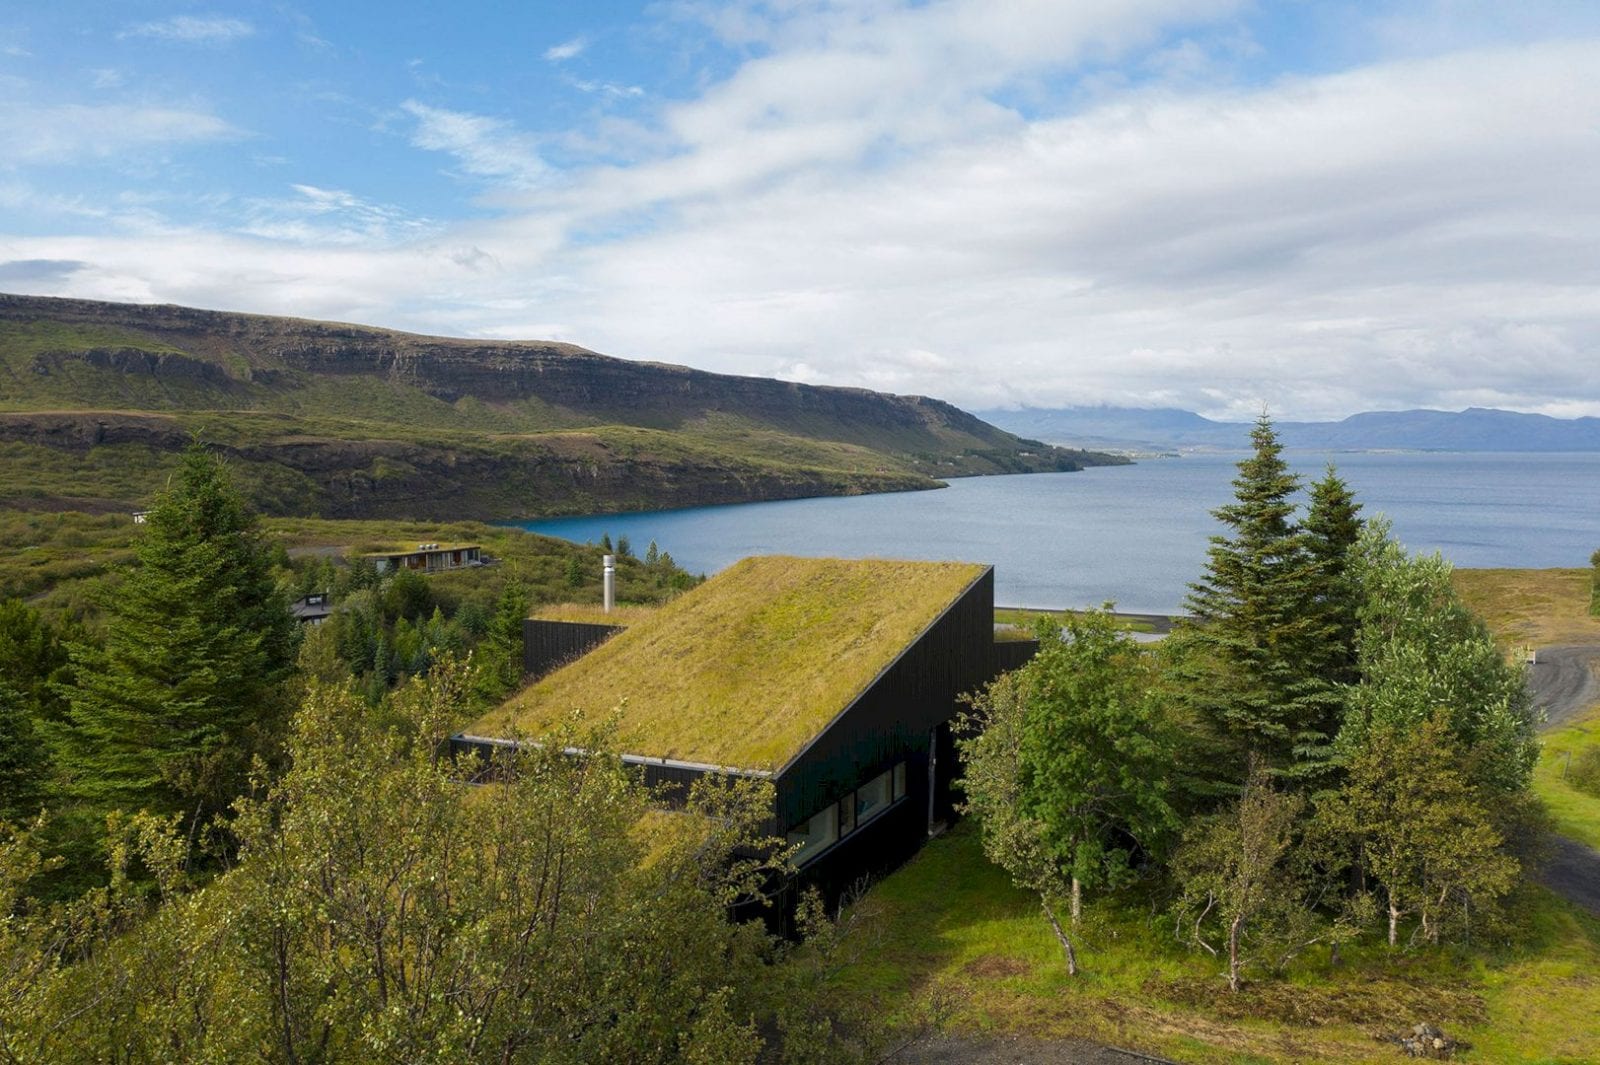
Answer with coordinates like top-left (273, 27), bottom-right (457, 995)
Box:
top-left (472, 555), bottom-right (987, 771)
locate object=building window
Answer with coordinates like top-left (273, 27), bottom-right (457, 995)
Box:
top-left (838, 795), bottom-right (857, 837)
top-left (856, 768), bottom-right (893, 822)
top-left (785, 804), bottom-right (838, 865)
top-left (893, 761), bottom-right (907, 801)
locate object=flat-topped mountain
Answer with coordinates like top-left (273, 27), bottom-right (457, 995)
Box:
top-left (0, 294), bottom-right (1123, 519)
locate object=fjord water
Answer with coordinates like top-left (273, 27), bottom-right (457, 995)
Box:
top-left (515, 452), bottom-right (1600, 615)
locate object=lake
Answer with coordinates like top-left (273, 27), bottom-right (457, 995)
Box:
top-left (512, 452), bottom-right (1600, 615)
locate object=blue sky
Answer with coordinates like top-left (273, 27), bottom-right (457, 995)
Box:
top-left (3, 1), bottom-right (1599, 419)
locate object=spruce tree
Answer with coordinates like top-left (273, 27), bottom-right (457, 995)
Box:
top-left (1173, 415), bottom-right (1331, 782)
top-left (59, 444), bottom-right (298, 831)
top-left (1299, 466), bottom-right (1364, 763)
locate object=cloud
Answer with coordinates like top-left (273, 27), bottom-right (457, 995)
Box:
top-left (571, 79), bottom-right (644, 100)
top-left (237, 183), bottom-right (438, 245)
top-left (543, 37), bottom-right (587, 62)
top-left (0, 103), bottom-right (236, 165)
top-left (119, 16), bottom-right (256, 44)
top-left (7, 3), bottom-right (1600, 421)
top-left (402, 100), bottom-right (548, 188)
top-left (0, 258), bottom-right (88, 283)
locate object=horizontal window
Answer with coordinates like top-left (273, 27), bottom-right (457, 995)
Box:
top-left (785, 803), bottom-right (838, 865)
top-left (856, 768), bottom-right (893, 822)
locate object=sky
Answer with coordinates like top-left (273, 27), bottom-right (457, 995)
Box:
top-left (2, 1), bottom-right (1598, 421)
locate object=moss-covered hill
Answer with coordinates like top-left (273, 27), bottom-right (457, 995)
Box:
top-left (0, 293), bottom-right (1126, 520)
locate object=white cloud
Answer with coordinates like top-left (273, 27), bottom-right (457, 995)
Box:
top-left (402, 100), bottom-right (548, 189)
top-left (119, 16), bottom-right (256, 44)
top-left (6, 3), bottom-right (1600, 421)
top-left (543, 37), bottom-right (587, 62)
top-left (0, 102), bottom-right (236, 165)
top-left (237, 183), bottom-right (438, 245)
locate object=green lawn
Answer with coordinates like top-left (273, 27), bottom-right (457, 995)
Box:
top-left (993, 607), bottom-right (1157, 633)
top-left (1535, 703), bottom-right (1600, 849)
top-left (832, 821), bottom-right (1600, 1064)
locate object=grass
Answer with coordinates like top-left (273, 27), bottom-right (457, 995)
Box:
top-left (1451, 567), bottom-right (1600, 650)
top-left (831, 821), bottom-right (1600, 1064)
top-left (1534, 703), bottom-right (1600, 849)
top-left (529, 603), bottom-right (660, 626)
top-left (475, 557), bottom-right (988, 769)
top-left (993, 607), bottom-right (1158, 633)
top-left (1, 510), bottom-right (695, 627)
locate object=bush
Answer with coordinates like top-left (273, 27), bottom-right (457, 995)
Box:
top-left (1569, 746), bottom-right (1600, 798)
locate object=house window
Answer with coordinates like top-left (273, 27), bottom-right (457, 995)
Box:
top-left (856, 768), bottom-right (893, 822)
top-left (785, 803), bottom-right (838, 865)
top-left (838, 795), bottom-right (857, 837)
top-left (893, 762), bottom-right (907, 801)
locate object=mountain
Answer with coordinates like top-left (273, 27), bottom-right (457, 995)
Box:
top-left (973, 406), bottom-right (1600, 452)
top-left (0, 294), bottom-right (1124, 519)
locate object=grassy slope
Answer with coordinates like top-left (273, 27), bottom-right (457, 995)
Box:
top-left (476, 557), bottom-right (986, 769)
top-left (837, 821), bottom-right (1600, 1064)
top-left (1, 511), bottom-right (683, 626)
top-left (1, 299), bottom-right (1125, 519)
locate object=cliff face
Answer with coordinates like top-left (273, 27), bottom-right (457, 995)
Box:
top-left (0, 293), bottom-right (1125, 519)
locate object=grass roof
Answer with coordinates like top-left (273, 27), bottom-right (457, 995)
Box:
top-left (472, 556), bottom-right (987, 770)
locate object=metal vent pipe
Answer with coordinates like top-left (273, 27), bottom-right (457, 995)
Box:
top-left (602, 554), bottom-right (616, 613)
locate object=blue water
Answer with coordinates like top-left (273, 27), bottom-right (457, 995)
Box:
top-left (512, 452), bottom-right (1600, 615)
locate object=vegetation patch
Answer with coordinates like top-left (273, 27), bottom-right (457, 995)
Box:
top-left (1451, 566), bottom-right (1600, 649)
top-left (1534, 703), bottom-right (1600, 848)
top-left (477, 556), bottom-right (987, 769)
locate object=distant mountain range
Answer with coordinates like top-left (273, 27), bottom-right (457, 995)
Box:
top-left (972, 406), bottom-right (1600, 453)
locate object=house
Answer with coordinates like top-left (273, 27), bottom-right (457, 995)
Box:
top-left (456, 555), bottom-right (1030, 910)
top-left (360, 542), bottom-right (482, 575)
top-left (290, 592), bottom-right (334, 626)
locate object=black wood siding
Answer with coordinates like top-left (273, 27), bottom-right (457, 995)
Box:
top-left (522, 619), bottom-right (624, 678)
top-left (772, 568), bottom-right (997, 829)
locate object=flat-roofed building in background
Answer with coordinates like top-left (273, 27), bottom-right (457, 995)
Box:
top-left (456, 555), bottom-right (1032, 913)
top-left (361, 542), bottom-right (482, 575)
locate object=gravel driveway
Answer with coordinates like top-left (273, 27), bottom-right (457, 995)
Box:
top-left (1527, 645), bottom-right (1600, 729)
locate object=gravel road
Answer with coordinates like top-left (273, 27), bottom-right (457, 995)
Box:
top-left (892, 1035), bottom-right (1176, 1064)
top-left (1527, 645), bottom-right (1600, 729)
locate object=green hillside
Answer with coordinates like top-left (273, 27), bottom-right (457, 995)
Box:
top-left (0, 293), bottom-right (1126, 519)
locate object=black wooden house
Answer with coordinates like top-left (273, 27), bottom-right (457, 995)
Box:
top-left (455, 556), bottom-right (1022, 905)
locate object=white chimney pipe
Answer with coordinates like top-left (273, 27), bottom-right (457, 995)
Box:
top-left (602, 554), bottom-right (615, 613)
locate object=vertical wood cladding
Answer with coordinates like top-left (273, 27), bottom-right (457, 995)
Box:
top-left (772, 568), bottom-right (997, 829)
top-left (522, 619), bottom-right (624, 678)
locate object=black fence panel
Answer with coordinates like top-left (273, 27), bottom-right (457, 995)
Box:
top-left (522, 619), bottom-right (624, 678)
top-left (994, 638), bottom-right (1040, 674)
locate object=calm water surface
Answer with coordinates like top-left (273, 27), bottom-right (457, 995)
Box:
top-left (513, 452), bottom-right (1600, 615)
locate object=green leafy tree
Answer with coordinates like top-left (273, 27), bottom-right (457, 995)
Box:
top-left (1317, 711), bottom-right (1517, 947)
top-left (58, 443), bottom-right (298, 834)
top-left (1170, 415), bottom-right (1337, 786)
top-left (3, 663), bottom-right (799, 1064)
top-left (1171, 766), bottom-right (1359, 990)
top-left (1340, 519), bottom-right (1539, 795)
top-left (1590, 547), bottom-right (1599, 617)
top-left (958, 610), bottom-right (1178, 974)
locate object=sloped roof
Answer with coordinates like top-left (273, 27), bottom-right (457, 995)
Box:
top-left (471, 555), bottom-right (987, 770)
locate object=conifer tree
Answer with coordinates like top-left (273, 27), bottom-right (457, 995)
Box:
top-left (1172, 415), bottom-right (1331, 782)
top-left (59, 443), bottom-right (298, 832)
top-left (1295, 466), bottom-right (1365, 772)
top-left (0, 683), bottom-right (43, 825)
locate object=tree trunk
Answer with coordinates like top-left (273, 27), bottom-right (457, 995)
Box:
top-left (1042, 900), bottom-right (1078, 976)
top-left (1388, 893), bottom-right (1400, 948)
top-left (1227, 912), bottom-right (1243, 992)
top-left (1070, 877), bottom-right (1082, 927)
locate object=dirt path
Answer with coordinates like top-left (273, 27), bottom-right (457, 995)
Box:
top-left (893, 1035), bottom-right (1176, 1064)
top-left (1527, 645), bottom-right (1600, 729)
